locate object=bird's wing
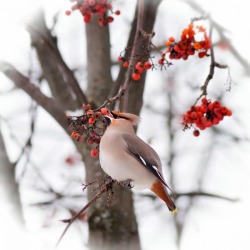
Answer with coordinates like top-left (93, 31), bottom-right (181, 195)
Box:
top-left (122, 133), bottom-right (169, 187)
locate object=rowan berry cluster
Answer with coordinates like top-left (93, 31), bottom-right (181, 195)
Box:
top-left (182, 97), bottom-right (232, 136)
top-left (164, 24), bottom-right (211, 60)
top-left (118, 56), bottom-right (153, 81)
top-left (68, 104), bottom-right (109, 157)
top-left (65, 0), bottom-right (121, 27)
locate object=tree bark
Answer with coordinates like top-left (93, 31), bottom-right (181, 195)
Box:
top-left (84, 13), bottom-right (141, 250)
top-left (26, 9), bottom-right (87, 110)
top-left (125, 0), bottom-right (162, 114)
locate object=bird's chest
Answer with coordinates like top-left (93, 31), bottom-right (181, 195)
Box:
top-left (99, 134), bottom-right (132, 181)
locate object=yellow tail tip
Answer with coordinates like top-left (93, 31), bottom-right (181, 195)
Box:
top-left (170, 207), bottom-right (178, 215)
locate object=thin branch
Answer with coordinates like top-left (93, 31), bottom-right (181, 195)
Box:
top-left (95, 88), bottom-right (125, 110)
top-left (194, 23), bottom-right (228, 105)
top-left (108, 9), bottom-right (138, 109)
top-left (55, 177), bottom-right (114, 248)
top-left (175, 191), bottom-right (239, 202)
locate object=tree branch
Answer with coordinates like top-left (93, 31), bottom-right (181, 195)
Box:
top-left (0, 61), bottom-right (70, 134)
top-left (56, 177), bottom-right (114, 248)
top-left (108, 8), bottom-right (138, 110)
top-left (26, 9), bottom-right (88, 110)
top-left (122, 0), bottom-right (145, 112)
top-left (121, 0), bottom-right (162, 114)
top-left (175, 191), bottom-right (239, 202)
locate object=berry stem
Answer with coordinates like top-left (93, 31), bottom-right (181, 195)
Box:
top-left (194, 21), bottom-right (228, 106)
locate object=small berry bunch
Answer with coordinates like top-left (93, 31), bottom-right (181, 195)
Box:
top-left (182, 97), bottom-right (232, 136)
top-left (164, 24), bottom-right (211, 60)
top-left (65, 0), bottom-right (121, 27)
top-left (118, 55), bottom-right (153, 81)
top-left (68, 104), bottom-right (109, 157)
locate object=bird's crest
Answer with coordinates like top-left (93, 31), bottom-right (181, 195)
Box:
top-left (111, 110), bottom-right (140, 125)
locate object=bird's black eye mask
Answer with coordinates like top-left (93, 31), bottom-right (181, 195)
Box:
top-left (110, 111), bottom-right (129, 120)
top-left (104, 116), bottom-right (112, 126)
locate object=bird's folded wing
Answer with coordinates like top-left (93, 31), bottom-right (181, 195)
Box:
top-left (122, 133), bottom-right (169, 188)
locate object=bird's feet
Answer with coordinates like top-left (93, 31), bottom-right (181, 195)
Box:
top-left (117, 179), bottom-right (134, 189)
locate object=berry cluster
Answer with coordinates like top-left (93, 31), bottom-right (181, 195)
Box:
top-left (118, 54), bottom-right (154, 81)
top-left (164, 24), bottom-right (211, 60)
top-left (182, 97), bottom-right (232, 136)
top-left (118, 55), bottom-right (153, 81)
top-left (68, 104), bottom-right (109, 157)
top-left (66, 0), bottom-right (120, 27)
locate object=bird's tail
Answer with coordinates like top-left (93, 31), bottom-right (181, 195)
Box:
top-left (151, 180), bottom-right (178, 214)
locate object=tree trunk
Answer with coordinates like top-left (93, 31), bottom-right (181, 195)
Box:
top-left (84, 13), bottom-right (141, 250)
top-left (84, 1), bottom-right (161, 249)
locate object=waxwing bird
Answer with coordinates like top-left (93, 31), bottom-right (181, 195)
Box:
top-left (99, 111), bottom-right (177, 213)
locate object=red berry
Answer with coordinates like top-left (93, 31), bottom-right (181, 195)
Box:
top-left (91, 149), bottom-right (99, 157)
top-left (84, 15), bottom-right (91, 23)
top-left (198, 52), bottom-right (206, 58)
top-left (100, 107), bottom-right (108, 115)
top-left (107, 16), bottom-right (114, 23)
top-left (158, 58), bottom-right (164, 65)
top-left (226, 109), bottom-right (232, 116)
top-left (208, 102), bottom-right (214, 110)
top-left (201, 97), bottom-right (207, 104)
top-left (87, 110), bottom-right (94, 117)
top-left (144, 62), bottom-right (152, 70)
top-left (135, 62), bottom-right (143, 70)
top-left (123, 61), bottom-right (129, 68)
top-left (190, 112), bottom-right (197, 119)
top-left (132, 73), bottom-right (141, 81)
top-left (193, 130), bottom-right (200, 137)
top-left (88, 117), bottom-right (95, 124)
top-left (200, 105), bottom-right (208, 113)
top-left (76, 135), bottom-right (83, 142)
top-left (213, 101), bottom-right (221, 108)
top-left (169, 37), bottom-right (175, 43)
top-left (118, 56), bottom-right (123, 62)
top-left (137, 67), bottom-right (144, 74)
top-left (115, 10), bottom-right (121, 15)
top-left (65, 10), bottom-right (71, 16)
top-left (87, 137), bottom-right (95, 145)
top-left (94, 137), bottom-right (100, 144)
top-left (71, 131), bottom-right (78, 138)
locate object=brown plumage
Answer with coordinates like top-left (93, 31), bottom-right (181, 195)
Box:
top-left (99, 111), bottom-right (177, 213)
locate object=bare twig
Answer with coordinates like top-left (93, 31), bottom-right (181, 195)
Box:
top-left (194, 23), bottom-right (228, 106)
top-left (108, 9), bottom-right (138, 107)
top-left (55, 177), bottom-right (114, 248)
top-left (95, 89), bottom-right (125, 110)
top-left (175, 191), bottom-right (239, 202)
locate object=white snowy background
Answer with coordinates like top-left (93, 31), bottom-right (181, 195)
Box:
top-left (1, 0), bottom-right (250, 250)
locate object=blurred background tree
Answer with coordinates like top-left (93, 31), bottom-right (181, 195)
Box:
top-left (0, 0), bottom-right (250, 250)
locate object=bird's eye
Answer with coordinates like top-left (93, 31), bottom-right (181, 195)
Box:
top-left (104, 116), bottom-right (111, 126)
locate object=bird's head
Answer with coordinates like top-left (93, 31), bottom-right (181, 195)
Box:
top-left (104, 111), bottom-right (140, 127)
